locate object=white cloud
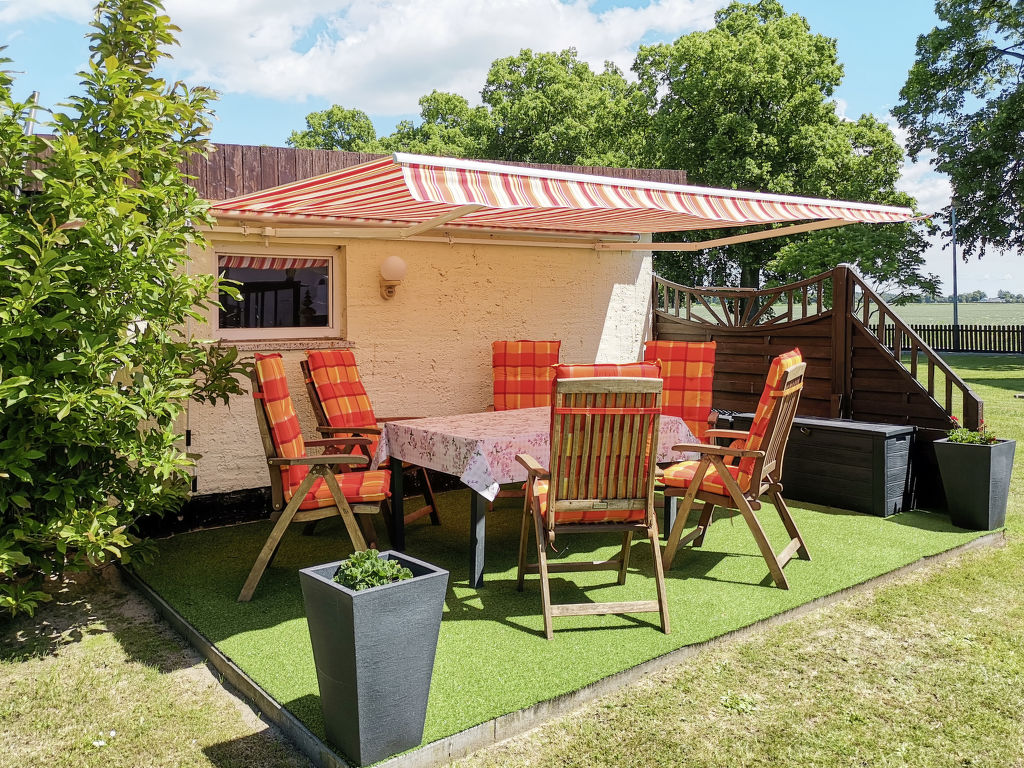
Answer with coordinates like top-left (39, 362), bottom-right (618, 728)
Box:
top-left (152, 0), bottom-right (719, 114)
top-left (0, 0), bottom-right (90, 24)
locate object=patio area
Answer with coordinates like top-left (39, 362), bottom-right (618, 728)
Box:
top-left (130, 488), bottom-right (987, 758)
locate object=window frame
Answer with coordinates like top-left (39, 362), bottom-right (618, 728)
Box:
top-left (214, 244), bottom-right (345, 342)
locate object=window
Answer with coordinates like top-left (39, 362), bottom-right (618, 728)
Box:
top-left (215, 247), bottom-right (343, 340)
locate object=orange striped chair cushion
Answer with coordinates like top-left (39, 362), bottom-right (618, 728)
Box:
top-left (492, 340), bottom-right (561, 410)
top-left (531, 480), bottom-right (647, 524)
top-left (643, 340), bottom-right (716, 441)
top-left (255, 353), bottom-right (389, 509)
top-left (661, 459), bottom-right (744, 495)
top-left (553, 361), bottom-right (662, 380)
top-left (305, 349), bottom-right (377, 429)
top-left (738, 348), bottom-right (803, 478)
top-left (294, 468), bottom-right (390, 511)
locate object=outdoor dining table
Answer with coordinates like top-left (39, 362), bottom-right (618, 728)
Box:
top-left (371, 406), bottom-right (698, 587)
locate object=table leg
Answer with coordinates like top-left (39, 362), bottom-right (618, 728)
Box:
top-left (469, 489), bottom-right (487, 588)
top-left (663, 494), bottom-right (678, 541)
top-left (390, 462), bottom-right (405, 551)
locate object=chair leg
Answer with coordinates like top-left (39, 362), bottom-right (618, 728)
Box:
top-left (301, 520), bottom-right (319, 536)
top-left (380, 498), bottom-right (395, 540)
top-left (715, 462), bottom-right (789, 589)
top-left (516, 494), bottom-right (532, 591)
top-left (532, 509), bottom-right (554, 640)
top-left (617, 531), bottom-right (633, 585)
top-left (357, 513), bottom-right (378, 550)
top-left (647, 518), bottom-right (670, 635)
top-left (663, 456), bottom-right (711, 568)
top-left (321, 470), bottom-right (369, 552)
top-left (769, 485), bottom-right (810, 561)
top-left (693, 502), bottom-right (715, 547)
top-left (419, 467), bottom-right (442, 525)
top-left (239, 472), bottom-right (317, 602)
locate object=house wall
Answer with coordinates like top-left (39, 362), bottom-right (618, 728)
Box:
top-left (188, 230), bottom-right (653, 494)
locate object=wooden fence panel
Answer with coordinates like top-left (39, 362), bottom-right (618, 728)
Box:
top-left (873, 323), bottom-right (1024, 353)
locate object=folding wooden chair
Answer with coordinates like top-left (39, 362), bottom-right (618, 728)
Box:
top-left (492, 340), bottom-right (561, 411)
top-left (661, 349), bottom-right (810, 589)
top-left (238, 353), bottom-right (390, 602)
top-left (300, 349), bottom-right (440, 531)
top-left (515, 361), bottom-right (670, 639)
top-left (643, 340), bottom-right (718, 442)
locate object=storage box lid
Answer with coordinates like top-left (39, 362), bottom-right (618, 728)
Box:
top-left (731, 414), bottom-right (915, 438)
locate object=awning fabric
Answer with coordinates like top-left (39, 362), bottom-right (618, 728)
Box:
top-left (218, 255), bottom-right (328, 270)
top-left (210, 153), bottom-right (917, 236)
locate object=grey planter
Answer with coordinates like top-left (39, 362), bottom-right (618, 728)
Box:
top-left (299, 551), bottom-right (449, 766)
top-left (933, 438), bottom-right (1016, 531)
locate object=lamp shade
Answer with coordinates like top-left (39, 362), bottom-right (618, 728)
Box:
top-left (380, 255), bottom-right (407, 282)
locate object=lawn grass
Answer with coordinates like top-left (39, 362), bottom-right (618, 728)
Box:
top-left (889, 302), bottom-right (1024, 326)
top-left (1, 353), bottom-right (1019, 768)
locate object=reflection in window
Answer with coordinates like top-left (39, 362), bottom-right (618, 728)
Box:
top-left (218, 255), bottom-right (330, 329)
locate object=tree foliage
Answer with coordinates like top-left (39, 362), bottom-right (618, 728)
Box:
top-left (895, 0), bottom-right (1024, 259)
top-left (0, 0), bottom-right (245, 617)
top-left (287, 104), bottom-right (380, 151)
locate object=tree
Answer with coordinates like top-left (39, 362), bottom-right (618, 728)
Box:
top-left (287, 104), bottom-right (382, 151)
top-left (378, 91), bottom-right (491, 157)
top-left (480, 48), bottom-right (647, 166)
top-left (0, 0), bottom-right (245, 617)
top-left (636, 0), bottom-right (933, 292)
top-left (895, 0), bottom-right (1024, 259)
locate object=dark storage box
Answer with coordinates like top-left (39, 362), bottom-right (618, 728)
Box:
top-left (731, 415), bottom-right (915, 517)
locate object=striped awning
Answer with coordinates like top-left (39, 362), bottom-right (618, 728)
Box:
top-left (218, 254), bottom-right (329, 271)
top-left (210, 153), bottom-right (916, 236)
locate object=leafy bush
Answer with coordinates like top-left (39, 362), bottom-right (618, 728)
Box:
top-left (947, 417), bottom-right (1000, 445)
top-left (333, 550), bottom-right (414, 591)
top-left (0, 0), bottom-right (246, 617)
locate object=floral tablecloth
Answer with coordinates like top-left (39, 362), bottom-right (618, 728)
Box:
top-left (372, 406), bottom-right (698, 501)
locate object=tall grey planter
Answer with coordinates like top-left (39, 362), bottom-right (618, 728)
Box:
top-left (299, 552), bottom-right (448, 766)
top-left (933, 438), bottom-right (1016, 531)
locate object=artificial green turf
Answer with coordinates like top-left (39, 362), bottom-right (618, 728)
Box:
top-left (133, 493), bottom-right (986, 749)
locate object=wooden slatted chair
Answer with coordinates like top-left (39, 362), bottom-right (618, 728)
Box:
top-left (492, 340), bottom-right (561, 411)
top-left (238, 353), bottom-right (390, 602)
top-left (515, 361), bottom-right (670, 639)
top-left (661, 349), bottom-right (810, 589)
top-left (643, 340), bottom-right (718, 442)
top-left (300, 349), bottom-right (440, 532)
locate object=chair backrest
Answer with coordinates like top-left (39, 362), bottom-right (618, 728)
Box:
top-left (546, 362), bottom-right (662, 525)
top-left (738, 349), bottom-right (806, 485)
top-left (302, 349), bottom-right (377, 429)
top-left (643, 340), bottom-right (716, 440)
top-left (253, 353), bottom-right (310, 507)
top-left (492, 340), bottom-right (561, 411)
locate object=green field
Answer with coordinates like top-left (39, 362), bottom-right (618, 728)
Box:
top-left (889, 302), bottom-right (1024, 325)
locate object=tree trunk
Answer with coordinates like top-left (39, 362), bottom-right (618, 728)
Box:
top-left (740, 263), bottom-right (761, 289)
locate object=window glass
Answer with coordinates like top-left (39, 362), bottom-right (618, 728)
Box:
top-left (218, 255), bottom-right (330, 329)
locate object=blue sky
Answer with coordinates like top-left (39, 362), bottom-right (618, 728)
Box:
top-left (2, 0), bottom-right (1019, 293)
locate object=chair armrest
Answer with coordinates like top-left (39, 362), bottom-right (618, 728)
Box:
top-left (515, 454), bottom-right (550, 479)
top-left (316, 425), bottom-right (382, 436)
top-left (268, 455), bottom-right (369, 467)
top-left (671, 442), bottom-right (764, 459)
top-left (705, 429), bottom-right (750, 441)
top-left (305, 437), bottom-right (371, 449)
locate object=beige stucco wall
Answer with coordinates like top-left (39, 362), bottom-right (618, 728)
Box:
top-left (188, 230), bottom-right (653, 494)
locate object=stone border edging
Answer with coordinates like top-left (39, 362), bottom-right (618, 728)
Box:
top-left (122, 529), bottom-right (1004, 768)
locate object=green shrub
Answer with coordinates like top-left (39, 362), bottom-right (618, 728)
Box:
top-left (333, 550), bottom-right (414, 591)
top-left (947, 417), bottom-right (1000, 445)
top-left (0, 0), bottom-right (246, 617)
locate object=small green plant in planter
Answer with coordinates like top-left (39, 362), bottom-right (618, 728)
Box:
top-left (333, 549), bottom-right (413, 590)
top-left (934, 417), bottom-right (1015, 531)
top-left (947, 417), bottom-right (999, 445)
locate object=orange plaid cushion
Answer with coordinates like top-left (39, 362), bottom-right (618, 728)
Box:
top-left (643, 340), bottom-right (716, 441)
top-left (294, 468), bottom-right (390, 511)
top-left (254, 353), bottom-right (309, 496)
top-left (492, 340), bottom-right (561, 410)
top-left (661, 459), bottom-right (746, 495)
top-left (553, 361), bottom-right (662, 380)
top-left (531, 480), bottom-right (647, 524)
top-left (306, 348), bottom-right (380, 456)
top-left (738, 348), bottom-right (803, 478)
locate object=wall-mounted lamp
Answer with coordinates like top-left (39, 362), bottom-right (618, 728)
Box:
top-left (379, 255), bottom-right (407, 300)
